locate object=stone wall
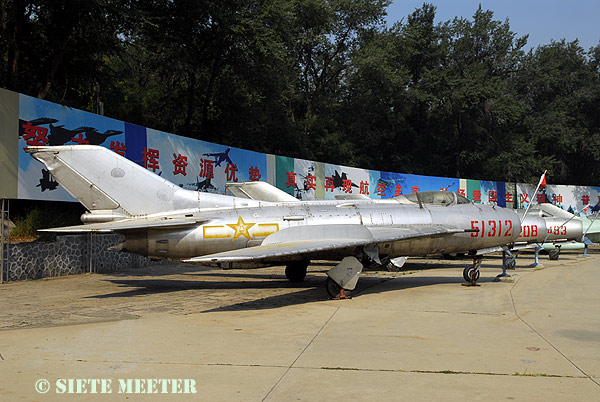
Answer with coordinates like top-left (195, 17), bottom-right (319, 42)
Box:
top-left (3, 234), bottom-right (157, 282)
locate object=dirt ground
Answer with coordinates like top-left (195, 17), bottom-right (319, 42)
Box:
top-left (1, 248), bottom-right (596, 331)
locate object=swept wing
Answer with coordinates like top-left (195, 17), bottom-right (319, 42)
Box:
top-left (185, 223), bottom-right (469, 265)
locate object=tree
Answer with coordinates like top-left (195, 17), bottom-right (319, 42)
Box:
top-left (1, 0), bottom-right (126, 106)
top-left (513, 40), bottom-right (600, 184)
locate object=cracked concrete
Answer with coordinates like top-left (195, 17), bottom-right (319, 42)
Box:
top-left (0, 251), bottom-right (598, 401)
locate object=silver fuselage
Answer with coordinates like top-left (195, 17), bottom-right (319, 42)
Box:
top-left (122, 198), bottom-right (520, 264)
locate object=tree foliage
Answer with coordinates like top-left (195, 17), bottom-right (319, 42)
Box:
top-left (2, 1), bottom-right (599, 185)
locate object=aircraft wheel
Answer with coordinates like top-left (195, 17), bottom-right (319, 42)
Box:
top-left (326, 277), bottom-right (346, 298)
top-left (285, 260), bottom-right (309, 282)
top-left (463, 266), bottom-right (480, 283)
top-left (548, 249), bottom-right (560, 260)
top-left (506, 259), bottom-right (516, 270)
top-left (386, 261), bottom-right (400, 272)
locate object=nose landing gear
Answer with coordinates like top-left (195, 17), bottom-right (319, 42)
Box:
top-left (462, 256), bottom-right (482, 286)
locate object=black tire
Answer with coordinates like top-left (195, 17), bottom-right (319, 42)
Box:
top-left (285, 260), bottom-right (309, 282)
top-left (386, 261), bottom-right (400, 272)
top-left (548, 249), bottom-right (560, 260)
top-left (506, 257), bottom-right (517, 270)
top-left (326, 277), bottom-right (345, 298)
top-left (463, 266), bottom-right (480, 283)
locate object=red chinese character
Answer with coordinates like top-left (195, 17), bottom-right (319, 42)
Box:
top-left (305, 173), bottom-right (316, 190)
top-left (488, 190), bottom-right (497, 202)
top-left (536, 193), bottom-right (547, 203)
top-left (172, 153), bottom-right (188, 176)
top-left (411, 186), bottom-right (420, 193)
top-left (394, 185), bottom-right (403, 196)
top-left (472, 190), bottom-right (481, 202)
top-left (376, 183), bottom-right (386, 196)
top-left (71, 132), bottom-right (89, 145)
top-left (552, 193), bottom-right (563, 204)
top-left (199, 158), bottom-right (214, 179)
top-left (359, 181), bottom-right (369, 195)
top-left (457, 189), bottom-right (466, 197)
top-left (22, 121), bottom-right (49, 147)
top-left (249, 166), bottom-right (261, 181)
top-left (325, 177), bottom-right (335, 192)
top-left (285, 172), bottom-right (296, 188)
top-left (342, 179), bottom-right (352, 193)
top-left (225, 162), bottom-right (238, 182)
top-left (581, 195), bottom-right (590, 205)
top-left (110, 141), bottom-right (127, 156)
top-left (520, 193), bottom-right (529, 205)
top-left (505, 192), bottom-right (513, 203)
top-left (142, 147), bottom-right (160, 172)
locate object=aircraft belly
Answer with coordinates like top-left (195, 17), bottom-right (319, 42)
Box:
top-left (123, 227), bottom-right (205, 258)
top-left (388, 236), bottom-right (465, 256)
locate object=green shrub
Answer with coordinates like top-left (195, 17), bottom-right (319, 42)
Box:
top-left (10, 204), bottom-right (82, 242)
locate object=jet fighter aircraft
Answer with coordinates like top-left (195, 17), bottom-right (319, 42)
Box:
top-left (27, 145), bottom-right (522, 298)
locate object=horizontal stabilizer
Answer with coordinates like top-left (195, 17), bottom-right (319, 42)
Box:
top-left (40, 216), bottom-right (206, 233)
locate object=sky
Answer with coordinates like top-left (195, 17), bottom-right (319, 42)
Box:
top-left (386, 0), bottom-right (599, 51)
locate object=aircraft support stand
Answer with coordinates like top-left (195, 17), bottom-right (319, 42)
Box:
top-left (528, 246), bottom-right (543, 268)
top-left (494, 250), bottom-right (513, 281)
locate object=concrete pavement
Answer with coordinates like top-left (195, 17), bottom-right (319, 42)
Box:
top-left (0, 252), bottom-right (598, 401)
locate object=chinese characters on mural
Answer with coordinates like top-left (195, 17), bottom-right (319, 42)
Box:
top-left (18, 116), bottom-right (600, 213)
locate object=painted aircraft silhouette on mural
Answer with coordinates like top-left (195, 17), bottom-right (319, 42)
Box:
top-left (36, 169), bottom-right (59, 192)
top-left (203, 147), bottom-right (233, 167)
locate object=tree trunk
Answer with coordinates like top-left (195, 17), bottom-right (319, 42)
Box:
top-left (184, 70), bottom-right (196, 137)
top-left (5, 0), bottom-right (25, 90)
top-left (37, 33), bottom-right (71, 99)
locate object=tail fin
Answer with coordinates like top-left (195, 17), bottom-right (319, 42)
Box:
top-left (27, 145), bottom-right (198, 216)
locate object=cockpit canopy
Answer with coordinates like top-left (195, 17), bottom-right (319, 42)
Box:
top-left (398, 191), bottom-right (471, 206)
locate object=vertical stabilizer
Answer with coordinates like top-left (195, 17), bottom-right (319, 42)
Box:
top-left (27, 145), bottom-right (198, 216)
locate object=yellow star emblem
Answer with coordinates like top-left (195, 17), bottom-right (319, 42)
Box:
top-left (226, 216), bottom-right (256, 241)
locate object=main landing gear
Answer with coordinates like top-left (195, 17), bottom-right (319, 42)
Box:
top-left (284, 257), bottom-right (365, 299)
top-left (462, 256), bottom-right (482, 286)
top-left (325, 277), bottom-right (350, 299)
top-left (325, 256), bottom-right (364, 299)
top-left (285, 260), bottom-right (309, 282)
top-left (548, 246), bottom-right (561, 261)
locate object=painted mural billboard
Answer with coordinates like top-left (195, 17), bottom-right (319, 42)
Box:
top-left (1, 88), bottom-right (598, 218)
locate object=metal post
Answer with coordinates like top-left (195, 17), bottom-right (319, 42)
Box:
top-left (89, 232), bottom-right (93, 273)
top-left (529, 246), bottom-right (543, 268)
top-left (495, 250), bottom-right (512, 280)
top-left (1, 198), bottom-right (4, 284)
top-left (0, 199), bottom-right (9, 284)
